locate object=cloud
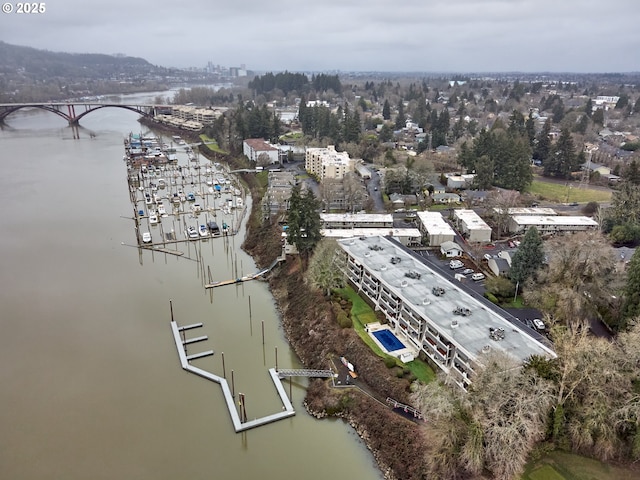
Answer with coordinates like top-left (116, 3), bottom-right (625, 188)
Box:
top-left (1, 0), bottom-right (639, 72)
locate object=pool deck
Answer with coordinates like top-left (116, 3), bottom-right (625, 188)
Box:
top-left (366, 322), bottom-right (419, 362)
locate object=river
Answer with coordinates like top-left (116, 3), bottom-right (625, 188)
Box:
top-left (0, 92), bottom-right (383, 480)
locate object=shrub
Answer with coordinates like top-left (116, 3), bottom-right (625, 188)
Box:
top-left (484, 292), bottom-right (499, 304)
top-left (337, 312), bottom-right (352, 328)
top-left (384, 356), bottom-right (397, 368)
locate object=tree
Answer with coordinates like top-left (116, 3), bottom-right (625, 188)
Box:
top-left (411, 352), bottom-right (554, 480)
top-left (544, 128), bottom-right (579, 178)
top-left (305, 238), bottom-right (346, 296)
top-left (592, 108), bottom-right (605, 126)
top-left (287, 184), bottom-right (322, 261)
top-left (382, 99), bottom-right (391, 120)
top-left (510, 227), bottom-right (544, 285)
top-left (395, 99), bottom-right (406, 130)
top-left (622, 248), bottom-right (640, 321)
top-left (523, 231), bottom-right (619, 331)
top-left (473, 155), bottom-right (494, 190)
top-left (533, 118), bottom-right (552, 163)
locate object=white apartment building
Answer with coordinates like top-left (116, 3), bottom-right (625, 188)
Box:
top-left (338, 236), bottom-right (555, 389)
top-left (305, 145), bottom-right (355, 180)
top-left (508, 215), bottom-right (599, 234)
top-left (416, 211), bottom-right (456, 247)
top-left (453, 209), bottom-right (492, 243)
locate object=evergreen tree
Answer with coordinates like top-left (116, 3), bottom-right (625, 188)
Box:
top-left (545, 128), bottom-right (578, 178)
top-left (509, 227), bottom-right (544, 285)
top-left (585, 98), bottom-right (593, 117)
top-left (525, 113), bottom-right (536, 148)
top-left (473, 155), bottom-right (494, 190)
top-left (533, 118), bottom-right (552, 163)
top-left (622, 248), bottom-right (640, 322)
top-left (592, 108), bottom-right (605, 126)
top-left (395, 99), bottom-right (406, 129)
top-left (382, 99), bottom-right (391, 120)
top-left (286, 184), bottom-right (322, 260)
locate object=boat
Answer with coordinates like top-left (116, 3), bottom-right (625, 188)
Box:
top-left (207, 221), bottom-right (220, 236)
top-left (157, 178), bottom-right (166, 189)
top-left (149, 214), bottom-right (159, 225)
top-left (157, 203), bottom-right (167, 216)
top-left (142, 232), bottom-right (152, 243)
top-left (199, 224), bottom-right (209, 237)
top-left (191, 203), bottom-right (202, 214)
top-left (186, 226), bottom-right (199, 240)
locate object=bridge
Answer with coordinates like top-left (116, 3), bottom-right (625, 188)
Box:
top-left (0, 101), bottom-right (172, 125)
top-left (276, 369), bottom-right (337, 379)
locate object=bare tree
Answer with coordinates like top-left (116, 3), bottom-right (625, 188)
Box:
top-left (411, 352), bottom-right (553, 480)
top-left (304, 238), bottom-right (346, 297)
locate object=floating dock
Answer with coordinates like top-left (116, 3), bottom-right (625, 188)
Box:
top-left (170, 320), bottom-right (295, 433)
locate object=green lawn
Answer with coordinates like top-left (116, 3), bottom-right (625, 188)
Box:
top-left (523, 451), bottom-right (640, 480)
top-left (337, 286), bottom-right (436, 384)
top-left (527, 179), bottom-right (612, 204)
top-left (198, 134), bottom-right (228, 154)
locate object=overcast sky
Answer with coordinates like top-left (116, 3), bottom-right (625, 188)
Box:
top-left (2, 0), bottom-right (639, 73)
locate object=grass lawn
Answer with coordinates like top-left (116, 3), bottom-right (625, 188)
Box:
top-left (198, 134), bottom-right (228, 155)
top-left (428, 203), bottom-right (458, 211)
top-left (527, 179), bottom-right (612, 203)
top-left (337, 286), bottom-right (436, 384)
top-left (522, 450), bottom-right (640, 480)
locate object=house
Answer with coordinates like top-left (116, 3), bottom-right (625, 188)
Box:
top-left (440, 240), bottom-right (463, 258)
top-left (488, 257), bottom-right (511, 277)
top-left (243, 138), bottom-right (279, 165)
top-left (433, 192), bottom-right (461, 204)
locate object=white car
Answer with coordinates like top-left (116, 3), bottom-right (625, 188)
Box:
top-left (142, 232), bottom-right (152, 243)
top-left (449, 260), bottom-right (464, 269)
top-left (483, 254), bottom-right (493, 261)
top-left (532, 318), bottom-right (547, 331)
top-left (471, 273), bottom-right (486, 281)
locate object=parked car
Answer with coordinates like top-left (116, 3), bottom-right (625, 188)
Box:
top-left (532, 318), bottom-right (547, 332)
top-left (449, 260), bottom-right (464, 269)
top-left (471, 273), bottom-right (486, 281)
top-left (462, 268), bottom-right (474, 275)
top-left (483, 254), bottom-right (492, 261)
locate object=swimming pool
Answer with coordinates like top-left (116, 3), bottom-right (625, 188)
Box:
top-left (372, 329), bottom-right (406, 352)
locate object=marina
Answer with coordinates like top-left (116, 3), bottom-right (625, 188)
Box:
top-left (123, 132), bottom-right (246, 250)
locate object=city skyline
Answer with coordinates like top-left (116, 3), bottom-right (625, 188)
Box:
top-left (1, 0), bottom-right (639, 73)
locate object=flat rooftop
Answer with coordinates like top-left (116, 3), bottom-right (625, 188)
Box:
top-left (338, 236), bottom-right (555, 364)
top-left (494, 207), bottom-right (558, 216)
top-left (323, 227), bottom-right (421, 239)
top-left (511, 215), bottom-right (598, 226)
top-left (321, 213), bottom-right (393, 224)
top-left (416, 211), bottom-right (456, 236)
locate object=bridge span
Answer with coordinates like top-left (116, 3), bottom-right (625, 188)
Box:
top-left (0, 102), bottom-right (172, 125)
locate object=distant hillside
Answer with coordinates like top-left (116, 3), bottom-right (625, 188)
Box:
top-left (0, 41), bottom-right (155, 79)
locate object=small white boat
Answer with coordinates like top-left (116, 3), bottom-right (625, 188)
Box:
top-left (157, 178), bottom-right (166, 189)
top-left (186, 226), bottom-right (199, 240)
top-left (142, 232), bottom-right (152, 243)
top-left (158, 204), bottom-right (167, 216)
top-left (149, 214), bottom-right (159, 225)
top-left (199, 225), bottom-right (209, 237)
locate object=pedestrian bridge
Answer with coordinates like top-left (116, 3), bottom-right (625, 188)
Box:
top-left (276, 369), bottom-right (337, 379)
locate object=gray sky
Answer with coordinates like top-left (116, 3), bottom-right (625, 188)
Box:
top-left (2, 0), bottom-right (639, 72)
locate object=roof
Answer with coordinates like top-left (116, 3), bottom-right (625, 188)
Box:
top-left (244, 138), bottom-right (278, 151)
top-left (321, 213), bottom-right (393, 224)
top-left (440, 240), bottom-right (462, 252)
top-left (511, 215), bottom-right (598, 227)
top-left (337, 236), bottom-right (555, 364)
top-left (493, 207), bottom-right (557, 216)
top-left (321, 228), bottom-right (421, 239)
top-left (454, 209), bottom-right (492, 231)
top-left (416, 211), bottom-right (456, 236)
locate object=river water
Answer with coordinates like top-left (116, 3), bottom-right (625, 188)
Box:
top-left (0, 92), bottom-right (383, 480)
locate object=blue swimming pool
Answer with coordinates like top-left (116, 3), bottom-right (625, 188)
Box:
top-left (372, 330), bottom-right (406, 352)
